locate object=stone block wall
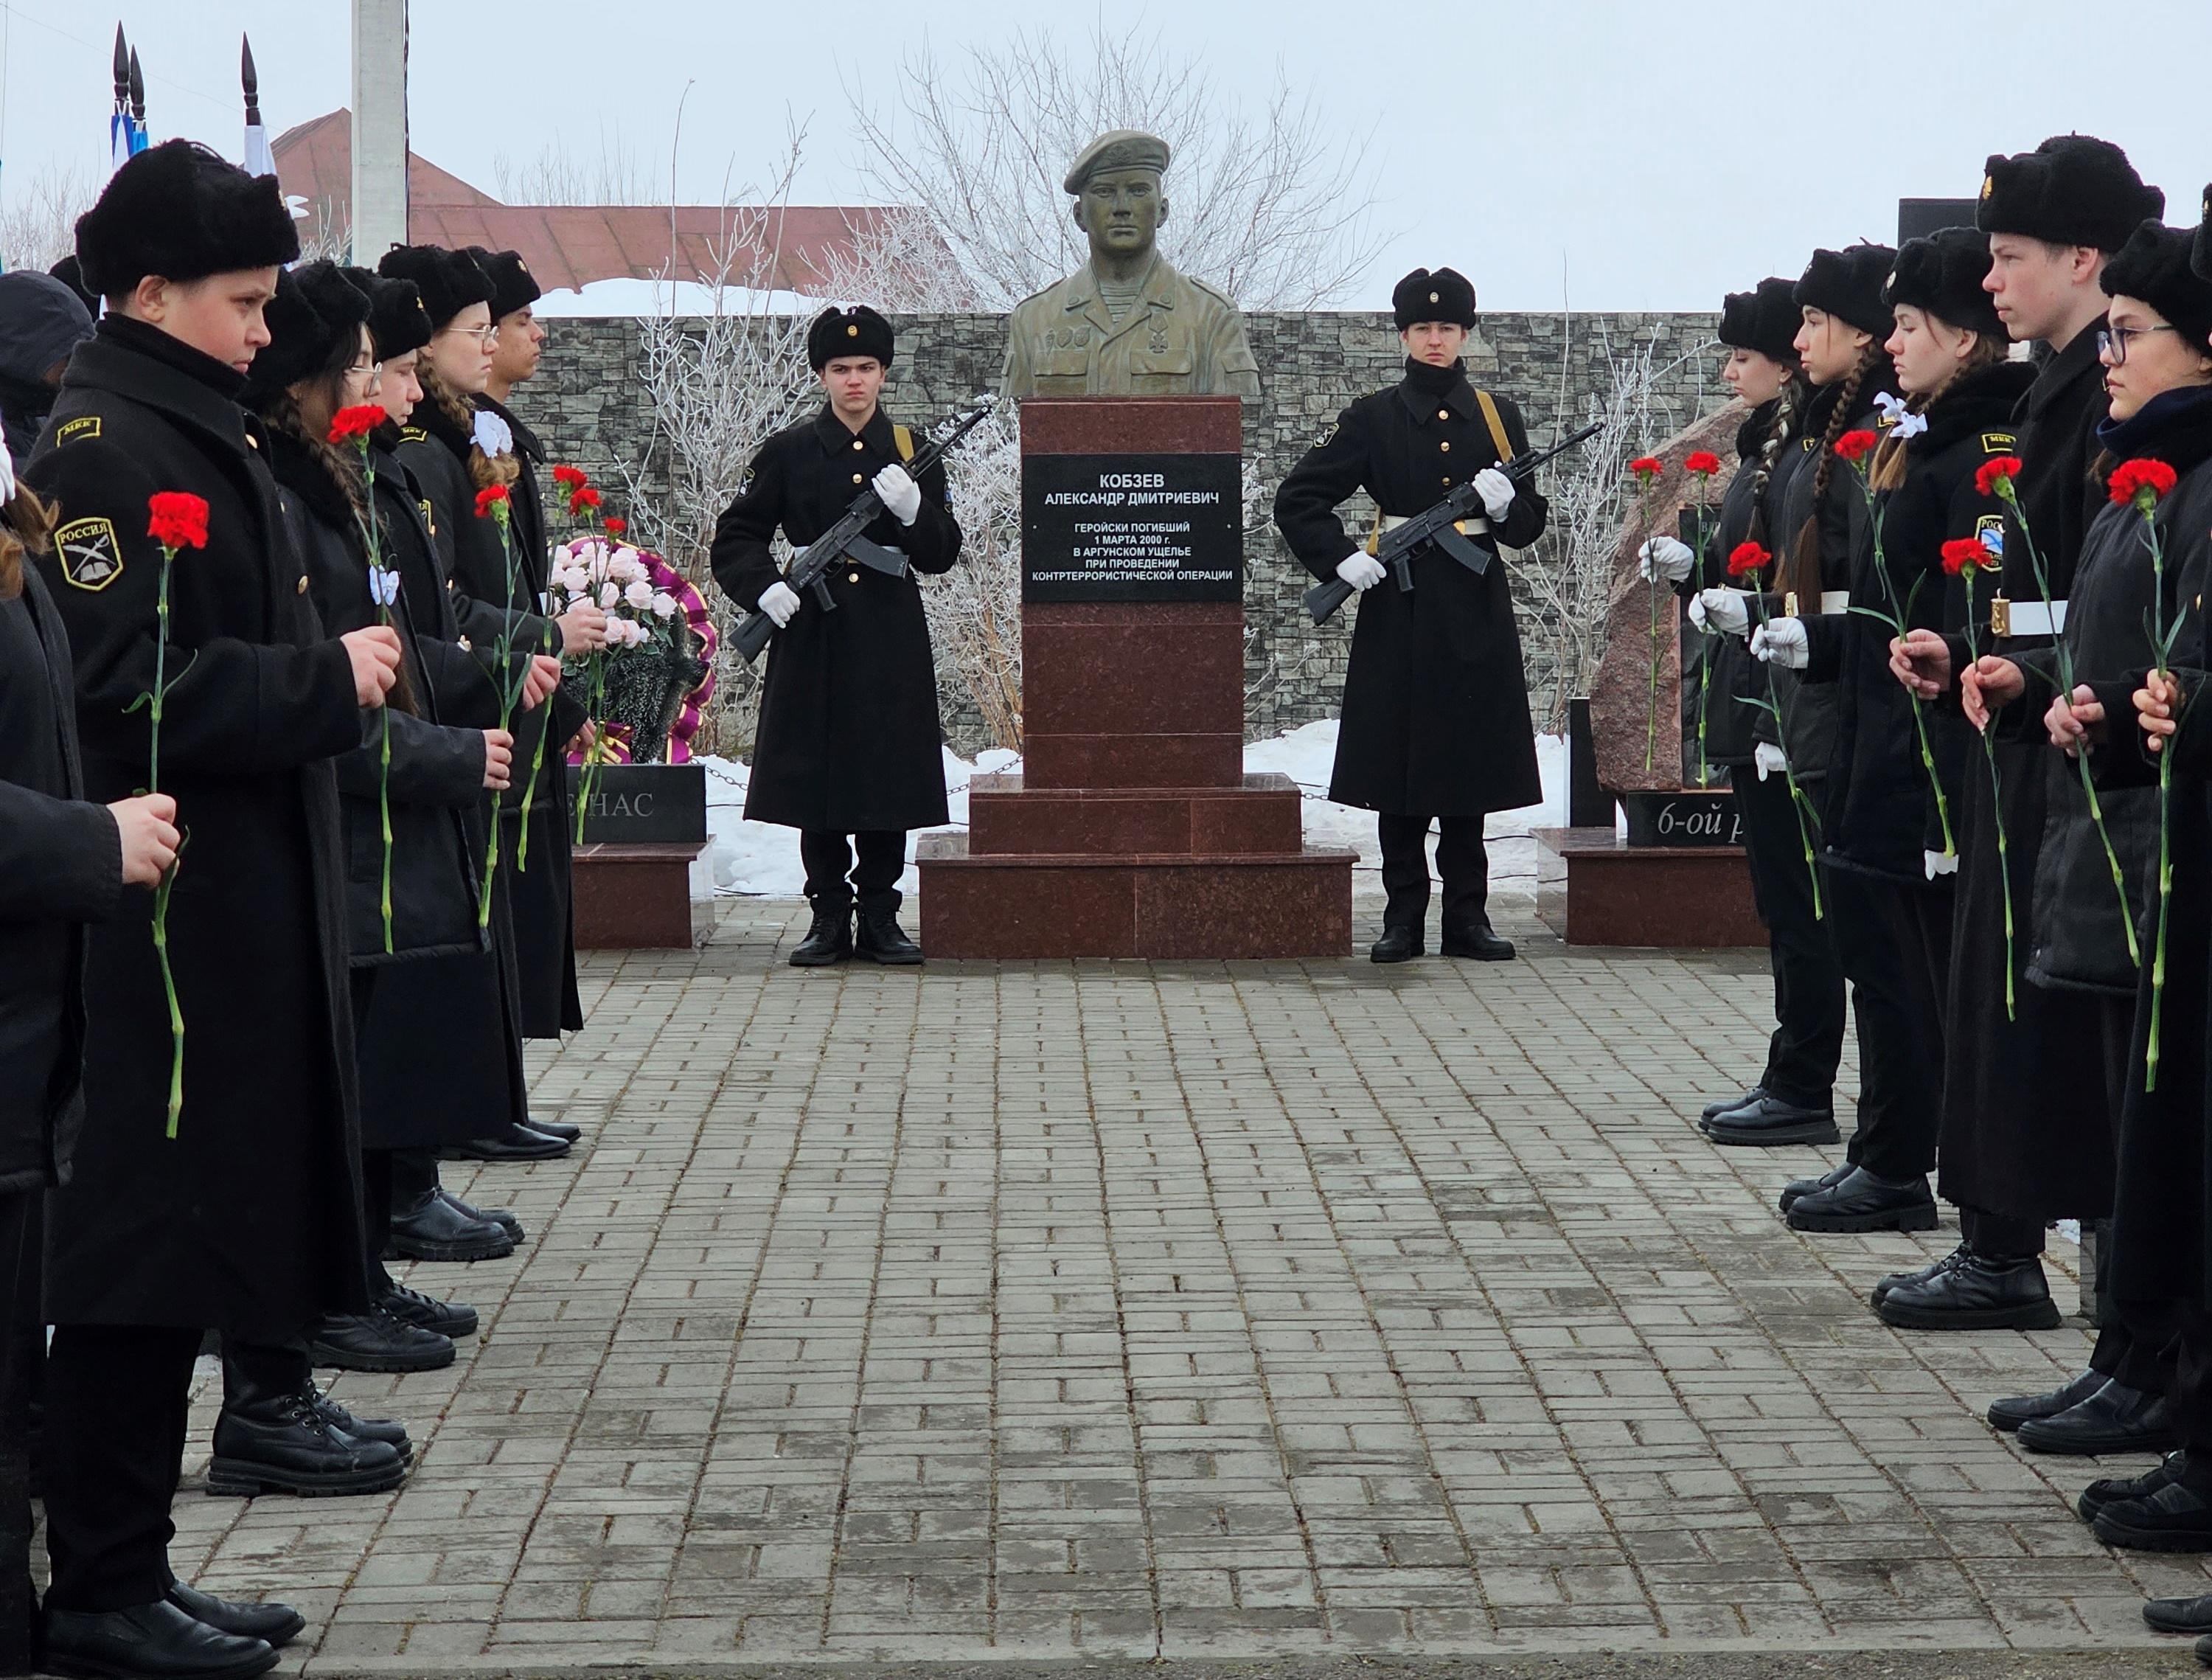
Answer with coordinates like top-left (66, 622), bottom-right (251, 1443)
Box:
top-left (512, 310), bottom-right (1730, 753)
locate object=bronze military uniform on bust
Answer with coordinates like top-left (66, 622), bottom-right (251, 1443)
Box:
top-left (1001, 129), bottom-right (1260, 400)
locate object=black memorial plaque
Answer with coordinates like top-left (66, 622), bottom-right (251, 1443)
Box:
top-left (1021, 452), bottom-right (1242, 603)
top-left (563, 763), bottom-right (708, 844)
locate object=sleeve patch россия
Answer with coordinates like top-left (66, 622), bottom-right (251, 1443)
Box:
top-left (55, 516), bottom-right (125, 591)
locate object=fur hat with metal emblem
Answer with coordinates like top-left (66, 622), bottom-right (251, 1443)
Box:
top-left (375, 244), bottom-right (496, 331)
top-left (467, 247), bottom-right (542, 322)
top-left (807, 305), bottom-right (894, 372)
top-left (2102, 219), bottom-right (2212, 357)
top-left (346, 266), bottom-right (435, 363)
top-left (1883, 229), bottom-right (2005, 341)
top-left (1392, 267), bottom-right (1476, 330)
top-left (1976, 135), bottom-right (2163, 255)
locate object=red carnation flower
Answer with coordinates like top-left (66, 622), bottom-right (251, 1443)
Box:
top-left (327, 404), bottom-right (386, 445)
top-left (1726, 541), bottom-right (1769, 579)
top-left (1685, 450), bottom-right (1722, 476)
top-left (1628, 456), bottom-right (1663, 482)
top-left (1975, 456), bottom-right (2022, 498)
top-left (603, 517), bottom-right (627, 537)
top-left (473, 485), bottom-right (510, 518)
top-left (2109, 457), bottom-right (2180, 508)
top-left (147, 492), bottom-right (210, 552)
top-left (552, 464), bottom-right (588, 488)
top-left (1940, 536), bottom-right (1992, 576)
top-left (568, 485), bottom-right (604, 515)
top-left (1833, 429), bottom-right (1879, 464)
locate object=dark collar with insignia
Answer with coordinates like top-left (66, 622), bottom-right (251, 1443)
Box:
top-left (64, 316), bottom-right (253, 459)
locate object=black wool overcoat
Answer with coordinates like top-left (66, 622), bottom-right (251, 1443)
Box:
top-left (1273, 363), bottom-right (1547, 817)
top-left (711, 402), bottom-right (963, 832)
top-left (24, 318), bottom-right (369, 1336)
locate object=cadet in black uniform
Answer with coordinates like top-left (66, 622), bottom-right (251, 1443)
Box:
top-left (710, 306), bottom-right (964, 966)
top-left (1273, 267), bottom-right (1547, 963)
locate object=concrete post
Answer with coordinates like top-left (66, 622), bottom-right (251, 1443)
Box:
top-left (350, 0), bottom-right (408, 261)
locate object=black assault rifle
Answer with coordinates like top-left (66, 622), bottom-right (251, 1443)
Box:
top-left (733, 394), bottom-right (996, 662)
top-left (1301, 419), bottom-right (1605, 625)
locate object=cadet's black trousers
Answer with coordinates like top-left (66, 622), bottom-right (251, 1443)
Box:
top-left (801, 830), bottom-right (905, 910)
top-left (1377, 814), bottom-right (1490, 931)
top-left (1826, 867), bottom-right (1951, 1181)
top-left (1, 1193), bottom-right (41, 1670)
top-left (1733, 771), bottom-right (1847, 1109)
top-left (39, 1323), bottom-right (201, 1613)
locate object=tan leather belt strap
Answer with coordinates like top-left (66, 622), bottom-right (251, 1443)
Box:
top-left (1472, 389), bottom-right (1513, 463)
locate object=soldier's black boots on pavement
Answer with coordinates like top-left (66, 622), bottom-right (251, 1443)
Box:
top-left (41, 1599), bottom-right (279, 1680)
top-left (442, 1120), bottom-right (569, 1164)
top-left (305, 1304), bottom-right (454, 1375)
top-left (166, 1582), bottom-right (303, 1648)
top-left (440, 1187), bottom-right (522, 1240)
top-left (379, 1280), bottom-right (479, 1339)
top-left (2093, 1477), bottom-right (2212, 1552)
top-left (1701, 1093), bottom-right (1840, 1148)
top-left (1784, 1165), bottom-right (1938, 1233)
top-left (1876, 1246), bottom-right (2062, 1331)
top-left (1704, 1086), bottom-right (1764, 1122)
top-left (2017, 1380), bottom-right (2175, 1456)
top-left (2145, 1592), bottom-right (2212, 1633)
top-left (1876, 1245), bottom-right (1969, 1308)
top-left (855, 902), bottom-right (923, 965)
top-left (1370, 924), bottom-right (1422, 964)
top-left (526, 1114), bottom-right (582, 1144)
top-left (1439, 920), bottom-right (1514, 961)
top-left (791, 900), bottom-right (853, 967)
top-left (384, 1187), bottom-right (515, 1263)
top-left (1990, 1368), bottom-right (2111, 1433)
top-left (1778, 1162), bottom-right (1852, 1213)
top-left (206, 1367), bottom-right (408, 1499)
top-left (2081, 1453), bottom-right (2183, 1523)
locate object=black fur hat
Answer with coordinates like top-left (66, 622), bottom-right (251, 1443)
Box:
top-left (1393, 267), bottom-right (1476, 330)
top-left (807, 305), bottom-right (894, 372)
top-left (467, 247), bottom-right (542, 321)
top-left (2101, 221), bottom-right (2212, 356)
top-left (1718, 277), bottom-right (1801, 362)
top-left (1795, 244), bottom-right (1897, 338)
top-left (1977, 135), bottom-right (2163, 254)
top-left (346, 266), bottom-right (434, 362)
top-left (47, 255), bottom-right (100, 317)
top-left (376, 244), bottom-right (495, 330)
top-left (1884, 229), bottom-right (2004, 341)
top-left (2191, 183), bottom-right (2212, 283)
top-left (74, 139), bottom-right (298, 298)
top-left (241, 261), bottom-right (372, 407)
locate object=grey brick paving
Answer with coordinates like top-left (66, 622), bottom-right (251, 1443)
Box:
top-left (147, 902), bottom-right (2212, 1674)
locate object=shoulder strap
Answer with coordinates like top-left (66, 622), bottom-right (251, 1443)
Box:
top-left (1472, 390), bottom-right (1513, 462)
top-left (892, 424), bottom-right (915, 462)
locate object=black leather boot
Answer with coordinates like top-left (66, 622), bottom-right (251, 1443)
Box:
top-left (1991, 1367), bottom-right (2112, 1434)
top-left (1874, 1243), bottom-right (1969, 1309)
top-left (854, 900), bottom-right (923, 965)
top-left (790, 898), bottom-right (853, 967)
top-left (2081, 1452), bottom-right (2184, 1524)
top-left (305, 1305), bottom-right (454, 1375)
top-left (525, 1114), bottom-right (582, 1143)
top-left (1439, 920), bottom-right (1514, 960)
top-left (166, 1580), bottom-right (304, 1647)
top-left (2019, 1380), bottom-right (2177, 1456)
top-left (1778, 1161), bottom-right (1852, 1213)
top-left (41, 1600), bottom-right (277, 1680)
top-left (385, 1187), bottom-right (514, 1263)
top-left (1702, 1093), bottom-right (1839, 1147)
top-left (1784, 1165), bottom-right (1938, 1234)
top-left (303, 1388), bottom-right (412, 1462)
top-left (2093, 1476), bottom-right (2212, 1552)
top-left (1369, 923), bottom-right (1423, 963)
top-left (207, 1369), bottom-right (408, 1497)
top-left (443, 1122), bottom-right (569, 1164)
top-left (1877, 1246), bottom-right (2062, 1330)
top-left (2144, 1589), bottom-right (2212, 1633)
top-left (1703, 1085), bottom-right (1764, 1122)
top-left (379, 1280), bottom-right (479, 1339)
top-left (439, 1187), bottom-right (521, 1240)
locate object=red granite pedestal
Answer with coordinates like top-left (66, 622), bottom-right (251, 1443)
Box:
top-left (1533, 827), bottom-right (1763, 947)
top-left (918, 397), bottom-right (1354, 959)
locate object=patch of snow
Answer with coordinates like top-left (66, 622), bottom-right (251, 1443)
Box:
top-left (700, 726), bottom-right (1568, 901)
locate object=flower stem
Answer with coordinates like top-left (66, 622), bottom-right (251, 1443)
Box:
top-left (153, 861), bottom-right (184, 1138)
top-left (1983, 733), bottom-right (2015, 1021)
top-left (2148, 740), bottom-right (2172, 1090)
top-left (1908, 693), bottom-right (1955, 860)
top-left (1646, 574), bottom-right (1662, 774)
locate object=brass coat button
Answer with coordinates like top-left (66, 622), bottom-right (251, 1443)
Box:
top-left (1439, 440), bottom-right (1450, 452)
top-left (847, 572), bottom-right (860, 583)
top-left (295, 575), bottom-right (307, 594)
top-left (852, 473), bottom-right (864, 484)
top-left (1438, 409), bottom-right (1450, 420)
top-left (852, 439), bottom-right (864, 451)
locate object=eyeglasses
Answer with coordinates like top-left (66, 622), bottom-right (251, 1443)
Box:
top-left (347, 355), bottom-right (383, 377)
top-left (438, 324), bottom-right (500, 347)
top-left (2098, 324), bottom-right (2182, 366)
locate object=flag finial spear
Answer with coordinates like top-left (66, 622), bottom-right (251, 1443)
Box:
top-left (111, 24), bottom-right (129, 108)
top-left (128, 47), bottom-right (146, 124)
top-left (242, 35), bottom-right (260, 120)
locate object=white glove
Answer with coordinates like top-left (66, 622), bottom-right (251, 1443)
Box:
top-left (1751, 618), bottom-right (1809, 669)
top-left (1754, 741), bottom-right (1789, 782)
top-left (757, 580), bottom-right (801, 628)
top-left (1638, 535), bottom-right (1695, 584)
top-left (1336, 552), bottom-right (1388, 591)
top-left (872, 463), bottom-right (922, 527)
top-left (1473, 466), bottom-right (1515, 521)
top-left (1694, 588), bottom-right (1750, 637)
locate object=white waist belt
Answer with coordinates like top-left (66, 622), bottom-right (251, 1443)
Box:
top-left (1376, 512), bottom-right (1490, 535)
top-left (1998, 599), bottom-right (2067, 636)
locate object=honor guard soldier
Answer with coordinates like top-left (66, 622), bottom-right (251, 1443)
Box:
top-left (711, 305), bottom-right (964, 965)
top-left (1274, 267), bottom-right (1547, 962)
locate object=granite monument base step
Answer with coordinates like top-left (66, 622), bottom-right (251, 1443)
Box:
top-left (967, 771), bottom-right (1304, 856)
top-left (572, 841), bottom-right (709, 950)
top-left (1534, 826), bottom-right (1762, 948)
top-left (917, 833), bottom-right (1355, 959)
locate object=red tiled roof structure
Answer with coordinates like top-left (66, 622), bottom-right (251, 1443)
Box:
top-left (271, 109), bottom-right (895, 294)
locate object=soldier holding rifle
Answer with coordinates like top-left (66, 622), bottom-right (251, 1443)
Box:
top-left (1275, 268), bottom-right (1550, 963)
top-left (710, 306), bottom-right (964, 967)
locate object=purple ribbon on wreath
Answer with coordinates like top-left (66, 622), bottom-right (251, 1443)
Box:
top-left (564, 550), bottom-right (718, 766)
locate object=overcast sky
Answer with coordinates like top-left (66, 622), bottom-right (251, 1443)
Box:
top-left (5, 0), bottom-right (2211, 310)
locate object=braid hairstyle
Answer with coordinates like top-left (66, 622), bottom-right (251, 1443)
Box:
top-left (0, 483), bottom-right (56, 603)
top-left (1787, 346), bottom-right (1879, 603)
top-left (1867, 335), bottom-right (2009, 493)
top-left (1743, 372), bottom-right (1809, 550)
top-left (418, 361), bottom-right (521, 494)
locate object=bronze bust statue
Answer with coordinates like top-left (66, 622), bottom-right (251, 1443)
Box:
top-left (1001, 129), bottom-right (1261, 400)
